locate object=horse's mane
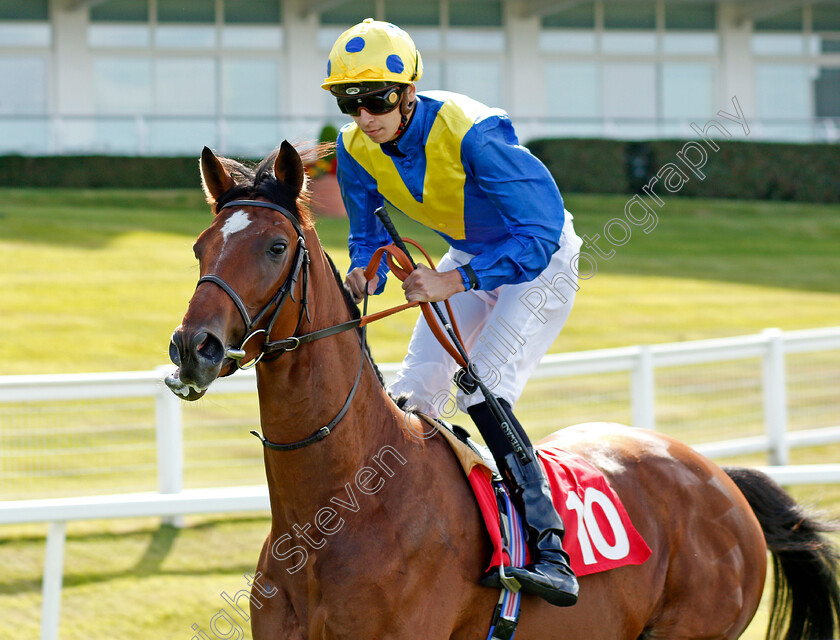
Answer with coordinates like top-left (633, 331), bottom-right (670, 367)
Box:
top-left (211, 145), bottom-right (386, 391)
top-left (322, 250), bottom-right (388, 391)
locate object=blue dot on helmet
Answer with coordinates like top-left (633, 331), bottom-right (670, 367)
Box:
top-left (345, 37), bottom-right (365, 53)
top-left (386, 54), bottom-right (404, 74)
top-left (326, 60), bottom-right (331, 75)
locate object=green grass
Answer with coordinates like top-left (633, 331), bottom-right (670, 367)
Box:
top-left (2, 189), bottom-right (839, 374)
top-left (1, 189), bottom-right (840, 639)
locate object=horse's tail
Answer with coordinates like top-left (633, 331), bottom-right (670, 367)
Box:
top-left (724, 466), bottom-right (840, 640)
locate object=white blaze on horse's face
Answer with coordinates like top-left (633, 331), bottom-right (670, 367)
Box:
top-left (221, 209), bottom-right (252, 245)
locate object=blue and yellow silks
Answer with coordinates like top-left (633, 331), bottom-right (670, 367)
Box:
top-left (336, 91), bottom-right (566, 292)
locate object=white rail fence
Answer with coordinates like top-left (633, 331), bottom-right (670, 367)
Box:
top-left (1, 326), bottom-right (839, 639)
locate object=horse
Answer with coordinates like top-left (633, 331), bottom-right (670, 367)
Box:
top-left (166, 141), bottom-right (840, 639)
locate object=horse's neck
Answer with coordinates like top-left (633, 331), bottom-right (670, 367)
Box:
top-left (254, 241), bottom-right (406, 519)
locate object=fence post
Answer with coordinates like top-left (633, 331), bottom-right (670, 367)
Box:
top-left (762, 328), bottom-right (789, 466)
top-left (631, 346), bottom-right (656, 430)
top-left (41, 521), bottom-right (66, 640)
top-left (155, 368), bottom-right (184, 527)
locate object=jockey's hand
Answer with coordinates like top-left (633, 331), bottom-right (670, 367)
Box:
top-left (402, 264), bottom-right (466, 303)
top-left (345, 267), bottom-right (379, 303)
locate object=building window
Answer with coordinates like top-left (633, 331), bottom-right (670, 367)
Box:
top-left (90, 0), bottom-right (148, 22)
top-left (446, 0), bottom-right (504, 53)
top-left (813, 5), bottom-right (840, 32)
top-left (94, 58), bottom-right (152, 114)
top-left (449, 0), bottom-right (502, 28)
top-left (0, 56), bottom-right (47, 113)
top-left (155, 26), bottom-right (216, 48)
top-left (540, 30), bottom-right (597, 53)
top-left (662, 4), bottom-right (718, 55)
top-left (602, 62), bottom-right (656, 121)
top-left (603, 2), bottom-right (656, 30)
top-left (155, 58), bottom-right (216, 114)
top-left (222, 59), bottom-right (279, 115)
top-left (446, 29), bottom-right (504, 52)
top-left (156, 0), bottom-right (216, 47)
top-left (89, 24), bottom-right (151, 47)
top-left (157, 0), bottom-right (215, 23)
top-left (447, 60), bottom-right (502, 107)
top-left (544, 61), bottom-right (600, 119)
top-left (224, 0), bottom-right (281, 24)
top-left (754, 8), bottom-right (803, 32)
top-left (0, 0), bottom-right (48, 20)
top-left (320, 1), bottom-right (375, 26)
top-left (89, 0), bottom-right (150, 48)
top-left (0, 56), bottom-right (48, 153)
top-left (542, 3), bottom-right (595, 29)
top-left (222, 0), bottom-right (282, 48)
top-left (752, 7), bottom-right (805, 56)
top-left (664, 4), bottom-right (716, 31)
top-left (602, 2), bottom-right (656, 54)
top-left (0, 0), bottom-right (51, 46)
top-left (756, 64), bottom-right (811, 119)
top-left (384, 0), bottom-right (440, 27)
top-left (662, 63), bottom-right (715, 120)
top-left (0, 24), bottom-right (51, 46)
top-left (418, 58), bottom-right (442, 88)
top-left (815, 68), bottom-right (840, 118)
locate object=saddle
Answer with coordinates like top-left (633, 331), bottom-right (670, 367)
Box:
top-left (423, 415), bottom-right (652, 577)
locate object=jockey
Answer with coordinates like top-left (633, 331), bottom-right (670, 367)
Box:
top-left (322, 18), bottom-right (582, 607)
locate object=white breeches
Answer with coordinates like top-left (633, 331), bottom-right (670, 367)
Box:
top-left (387, 215), bottom-right (583, 418)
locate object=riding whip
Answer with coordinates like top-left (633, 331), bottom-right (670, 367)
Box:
top-left (372, 206), bottom-right (533, 464)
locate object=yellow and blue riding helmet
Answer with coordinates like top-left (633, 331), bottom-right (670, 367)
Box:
top-left (322, 18), bottom-right (423, 92)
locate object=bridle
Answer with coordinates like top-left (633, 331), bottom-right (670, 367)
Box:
top-left (195, 198), bottom-right (366, 452)
top-left (193, 199), bottom-right (454, 452)
top-left (197, 200), bottom-right (311, 369)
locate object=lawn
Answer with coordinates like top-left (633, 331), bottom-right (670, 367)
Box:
top-left (1, 188), bottom-right (839, 639)
top-left (2, 189), bottom-right (839, 374)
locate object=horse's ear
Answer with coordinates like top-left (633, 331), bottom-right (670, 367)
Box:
top-left (200, 146), bottom-right (235, 206)
top-left (273, 140), bottom-right (305, 197)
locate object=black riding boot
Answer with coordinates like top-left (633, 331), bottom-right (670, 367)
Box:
top-left (467, 399), bottom-right (579, 607)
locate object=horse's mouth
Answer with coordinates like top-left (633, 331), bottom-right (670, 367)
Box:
top-left (164, 370), bottom-right (209, 401)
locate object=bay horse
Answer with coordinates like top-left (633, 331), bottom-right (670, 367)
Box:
top-left (167, 141), bottom-right (840, 639)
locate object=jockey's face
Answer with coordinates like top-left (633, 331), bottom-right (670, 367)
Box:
top-left (352, 84), bottom-right (416, 144)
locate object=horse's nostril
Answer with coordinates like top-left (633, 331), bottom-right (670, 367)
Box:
top-left (193, 331), bottom-right (224, 366)
top-left (169, 340), bottom-right (181, 366)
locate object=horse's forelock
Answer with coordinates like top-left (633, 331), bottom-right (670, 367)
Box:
top-left (212, 145), bottom-right (314, 230)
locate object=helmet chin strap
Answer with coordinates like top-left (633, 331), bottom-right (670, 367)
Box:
top-left (393, 89), bottom-right (416, 140)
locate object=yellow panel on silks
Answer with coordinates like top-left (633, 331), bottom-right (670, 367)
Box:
top-left (343, 96), bottom-right (491, 240)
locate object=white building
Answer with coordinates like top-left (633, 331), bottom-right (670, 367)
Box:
top-left (1, 0), bottom-right (839, 156)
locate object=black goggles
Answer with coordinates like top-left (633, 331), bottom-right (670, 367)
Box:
top-left (333, 85), bottom-right (404, 116)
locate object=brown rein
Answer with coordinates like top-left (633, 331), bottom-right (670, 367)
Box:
top-left (361, 239), bottom-right (467, 368)
top-left (259, 238), bottom-right (467, 368)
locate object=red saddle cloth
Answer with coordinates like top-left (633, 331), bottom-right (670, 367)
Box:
top-left (469, 446), bottom-right (652, 577)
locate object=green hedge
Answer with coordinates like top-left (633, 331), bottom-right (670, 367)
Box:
top-left (2, 139), bottom-right (839, 203)
top-left (524, 138), bottom-right (628, 195)
top-left (527, 138), bottom-right (840, 203)
top-left (0, 155), bottom-right (201, 189)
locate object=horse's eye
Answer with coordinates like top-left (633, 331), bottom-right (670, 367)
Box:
top-left (269, 242), bottom-right (287, 257)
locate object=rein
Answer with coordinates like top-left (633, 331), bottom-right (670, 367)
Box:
top-left (196, 199), bottom-right (457, 453)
